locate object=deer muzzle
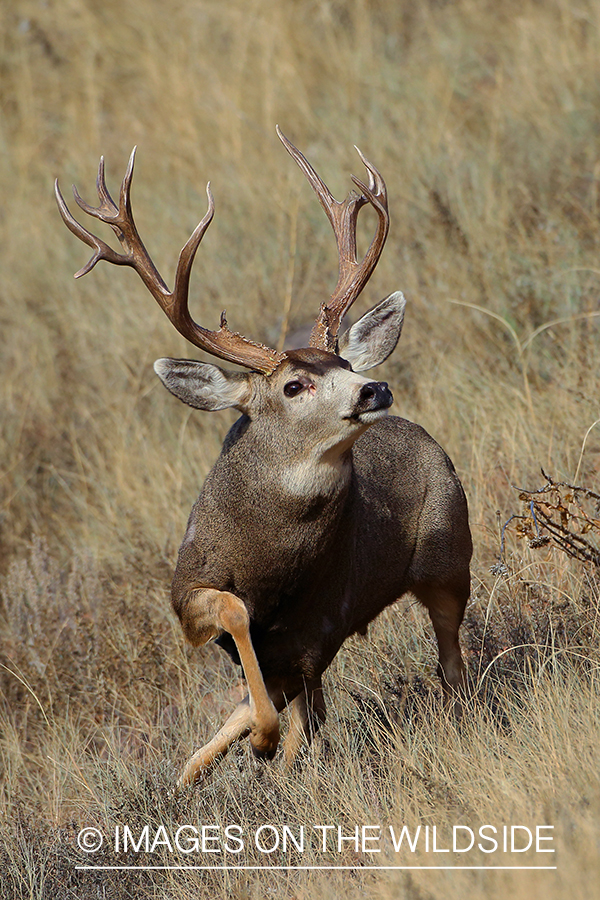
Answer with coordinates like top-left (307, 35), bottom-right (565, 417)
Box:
top-left (349, 381), bottom-right (393, 421)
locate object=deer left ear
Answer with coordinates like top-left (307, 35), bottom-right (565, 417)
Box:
top-left (338, 291), bottom-right (405, 372)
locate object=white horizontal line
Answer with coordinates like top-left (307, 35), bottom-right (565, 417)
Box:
top-left (75, 865), bottom-right (558, 871)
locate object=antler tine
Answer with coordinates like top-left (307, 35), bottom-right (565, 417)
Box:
top-left (170, 183), bottom-right (215, 328)
top-left (56, 150), bottom-right (284, 375)
top-left (353, 145), bottom-right (385, 199)
top-left (72, 154), bottom-right (119, 220)
top-left (277, 127), bottom-right (389, 352)
top-left (276, 125), bottom-right (343, 230)
top-left (55, 179), bottom-right (125, 279)
top-left (96, 155), bottom-right (119, 211)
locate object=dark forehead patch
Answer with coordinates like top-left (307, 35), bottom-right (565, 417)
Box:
top-left (282, 348), bottom-right (352, 375)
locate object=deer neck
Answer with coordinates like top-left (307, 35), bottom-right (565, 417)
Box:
top-left (214, 414), bottom-right (357, 525)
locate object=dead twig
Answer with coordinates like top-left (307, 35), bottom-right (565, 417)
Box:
top-left (493, 469), bottom-right (600, 571)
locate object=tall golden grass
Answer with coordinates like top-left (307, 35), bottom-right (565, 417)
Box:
top-left (1, 0), bottom-right (599, 897)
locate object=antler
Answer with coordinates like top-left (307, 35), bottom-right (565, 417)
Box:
top-left (277, 127), bottom-right (389, 352)
top-left (55, 149), bottom-right (284, 375)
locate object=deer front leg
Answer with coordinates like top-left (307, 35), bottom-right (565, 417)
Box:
top-left (177, 588), bottom-right (280, 785)
top-left (283, 677), bottom-right (327, 768)
top-left (178, 695), bottom-right (253, 787)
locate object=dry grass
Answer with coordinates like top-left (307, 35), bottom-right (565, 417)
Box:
top-left (1, 0), bottom-right (600, 896)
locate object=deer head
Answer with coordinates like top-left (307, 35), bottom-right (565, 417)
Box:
top-left (55, 130), bottom-right (405, 424)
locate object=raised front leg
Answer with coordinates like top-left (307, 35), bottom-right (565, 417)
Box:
top-left (177, 588), bottom-right (280, 785)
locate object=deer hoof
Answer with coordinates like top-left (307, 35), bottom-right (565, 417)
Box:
top-left (249, 720), bottom-right (280, 759)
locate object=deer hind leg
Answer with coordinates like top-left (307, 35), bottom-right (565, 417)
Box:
top-left (413, 583), bottom-right (469, 708)
top-left (283, 678), bottom-right (327, 768)
top-left (177, 588), bottom-right (280, 785)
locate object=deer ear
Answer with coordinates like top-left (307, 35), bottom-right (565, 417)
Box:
top-left (154, 359), bottom-right (252, 412)
top-left (338, 291), bottom-right (406, 372)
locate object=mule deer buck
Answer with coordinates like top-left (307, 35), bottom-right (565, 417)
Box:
top-left (55, 128), bottom-right (472, 786)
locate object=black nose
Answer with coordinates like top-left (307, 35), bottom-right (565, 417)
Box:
top-left (359, 381), bottom-right (393, 409)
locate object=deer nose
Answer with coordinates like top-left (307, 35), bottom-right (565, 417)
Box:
top-left (359, 381), bottom-right (393, 409)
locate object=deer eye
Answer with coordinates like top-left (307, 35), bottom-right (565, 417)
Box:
top-left (283, 380), bottom-right (305, 398)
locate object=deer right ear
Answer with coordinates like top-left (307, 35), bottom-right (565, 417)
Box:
top-left (153, 359), bottom-right (252, 412)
